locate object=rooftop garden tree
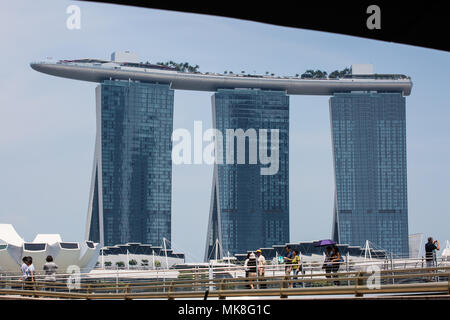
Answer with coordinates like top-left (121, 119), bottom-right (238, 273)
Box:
top-left (329, 67), bottom-right (351, 79)
top-left (156, 61), bottom-right (200, 73)
top-left (301, 69), bottom-right (328, 79)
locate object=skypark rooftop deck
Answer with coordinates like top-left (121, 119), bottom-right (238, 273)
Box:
top-left (30, 59), bottom-right (412, 96)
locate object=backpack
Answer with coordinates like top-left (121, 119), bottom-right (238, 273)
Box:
top-left (248, 257), bottom-right (257, 272)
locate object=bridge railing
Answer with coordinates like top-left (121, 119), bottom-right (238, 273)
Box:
top-left (0, 265), bottom-right (448, 299)
top-left (0, 256), bottom-right (448, 284)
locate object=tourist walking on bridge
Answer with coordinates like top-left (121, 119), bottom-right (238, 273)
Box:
top-left (291, 250), bottom-right (301, 288)
top-left (24, 256), bottom-right (35, 290)
top-left (330, 246), bottom-right (343, 285)
top-left (43, 255), bottom-right (58, 291)
top-left (425, 237), bottom-right (440, 281)
top-left (244, 252), bottom-right (251, 288)
top-left (246, 252), bottom-right (257, 289)
top-left (425, 237), bottom-right (440, 267)
top-left (283, 246), bottom-right (293, 273)
top-left (20, 256), bottom-right (29, 290)
top-left (322, 246), bottom-right (333, 282)
top-left (256, 249), bottom-right (266, 289)
top-left (283, 246), bottom-right (293, 288)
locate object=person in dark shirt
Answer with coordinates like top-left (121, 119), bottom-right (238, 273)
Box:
top-left (330, 246), bottom-right (343, 286)
top-left (322, 246), bottom-right (333, 281)
top-left (283, 246), bottom-right (293, 274)
top-left (425, 237), bottom-right (440, 265)
top-left (425, 237), bottom-right (440, 281)
top-left (246, 252), bottom-right (257, 289)
top-left (243, 252), bottom-right (252, 289)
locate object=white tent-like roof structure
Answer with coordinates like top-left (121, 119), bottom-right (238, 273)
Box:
top-left (442, 240), bottom-right (450, 261)
top-left (0, 224), bottom-right (24, 247)
top-left (33, 234), bottom-right (63, 244)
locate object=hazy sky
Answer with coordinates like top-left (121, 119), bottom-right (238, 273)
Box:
top-left (1, 1), bottom-right (449, 261)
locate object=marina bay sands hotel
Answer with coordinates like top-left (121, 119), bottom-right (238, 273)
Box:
top-left (31, 52), bottom-right (413, 258)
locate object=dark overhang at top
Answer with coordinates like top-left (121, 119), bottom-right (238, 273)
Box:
top-left (77, 1), bottom-right (450, 52)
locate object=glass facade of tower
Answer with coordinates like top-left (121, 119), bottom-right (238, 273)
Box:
top-left (330, 92), bottom-right (409, 257)
top-left (205, 89), bottom-right (289, 260)
top-left (87, 80), bottom-right (174, 247)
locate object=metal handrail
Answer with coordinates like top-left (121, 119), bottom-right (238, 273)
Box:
top-left (0, 281), bottom-right (448, 300)
top-left (1, 265), bottom-right (448, 290)
top-left (0, 266), bottom-right (448, 299)
top-left (2, 256), bottom-right (448, 281)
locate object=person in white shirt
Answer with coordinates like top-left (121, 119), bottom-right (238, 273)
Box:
top-left (20, 257), bottom-right (29, 281)
top-left (256, 249), bottom-right (267, 289)
top-left (24, 256), bottom-right (35, 290)
top-left (20, 256), bottom-right (30, 290)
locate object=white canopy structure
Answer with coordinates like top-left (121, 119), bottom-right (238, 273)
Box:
top-left (33, 234), bottom-right (62, 244)
top-left (442, 240), bottom-right (450, 261)
top-left (0, 224), bottom-right (99, 274)
top-left (409, 233), bottom-right (425, 258)
top-left (0, 224), bottom-right (24, 246)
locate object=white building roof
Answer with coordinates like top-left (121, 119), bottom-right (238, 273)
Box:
top-left (351, 64), bottom-right (374, 75)
top-left (33, 234), bottom-right (63, 244)
top-left (0, 224), bottom-right (24, 246)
